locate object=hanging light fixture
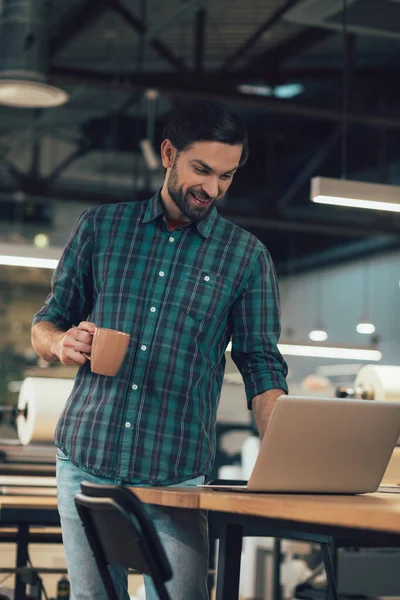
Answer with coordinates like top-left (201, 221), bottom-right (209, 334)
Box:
top-left (309, 325), bottom-right (328, 342)
top-left (308, 275), bottom-right (328, 342)
top-left (311, 176), bottom-right (400, 213)
top-left (140, 89), bottom-right (160, 171)
top-left (356, 260), bottom-right (376, 334)
top-left (310, 0), bottom-right (399, 212)
top-left (356, 320), bottom-right (375, 335)
top-left (0, 0), bottom-right (68, 108)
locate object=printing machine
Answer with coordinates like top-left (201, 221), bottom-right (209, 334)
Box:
top-left (0, 380), bottom-right (60, 599)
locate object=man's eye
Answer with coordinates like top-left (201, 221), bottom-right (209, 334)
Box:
top-left (220, 174), bottom-right (233, 181)
top-left (195, 167), bottom-right (208, 175)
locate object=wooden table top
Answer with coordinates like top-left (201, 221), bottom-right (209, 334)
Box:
top-left (0, 495), bottom-right (58, 510)
top-left (133, 487), bottom-right (400, 535)
top-left (0, 486), bottom-right (399, 537)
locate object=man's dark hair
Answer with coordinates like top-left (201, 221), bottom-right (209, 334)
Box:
top-left (163, 100), bottom-right (248, 167)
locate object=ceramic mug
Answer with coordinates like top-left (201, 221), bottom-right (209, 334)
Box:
top-left (83, 327), bottom-right (130, 376)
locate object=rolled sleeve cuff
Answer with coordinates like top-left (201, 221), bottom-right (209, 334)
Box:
top-left (244, 370), bottom-right (288, 410)
top-left (32, 312), bottom-right (70, 331)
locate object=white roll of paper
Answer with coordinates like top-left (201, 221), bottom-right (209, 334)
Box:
top-left (16, 377), bottom-right (74, 446)
top-left (355, 365), bottom-right (400, 402)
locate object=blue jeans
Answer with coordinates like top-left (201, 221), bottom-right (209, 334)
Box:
top-left (56, 450), bottom-right (209, 600)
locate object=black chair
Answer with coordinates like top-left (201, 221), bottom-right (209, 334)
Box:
top-left (74, 481), bottom-right (172, 600)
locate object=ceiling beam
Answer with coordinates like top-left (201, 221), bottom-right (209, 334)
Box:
top-left (221, 0), bottom-right (299, 72)
top-left (276, 236), bottom-right (400, 275)
top-left (1, 184), bottom-right (399, 238)
top-left (111, 1), bottom-right (188, 73)
top-left (221, 213), bottom-right (400, 238)
top-left (46, 143), bottom-right (93, 187)
top-left (50, 0), bottom-right (109, 59)
top-left (274, 66), bottom-right (399, 81)
top-left (45, 67), bottom-right (398, 93)
top-left (237, 28), bottom-right (335, 78)
top-left (276, 126), bottom-right (342, 211)
top-left (49, 66), bottom-right (400, 131)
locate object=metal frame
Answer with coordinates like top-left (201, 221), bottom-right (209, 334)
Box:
top-left (47, 66), bottom-right (400, 131)
top-left (221, 0), bottom-right (301, 72)
top-left (1, 0), bottom-right (399, 269)
top-left (0, 506), bottom-right (61, 600)
top-left (2, 499), bottom-right (400, 600)
top-left (208, 511), bottom-right (400, 600)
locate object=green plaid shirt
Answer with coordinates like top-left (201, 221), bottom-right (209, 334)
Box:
top-left (33, 193), bottom-right (288, 484)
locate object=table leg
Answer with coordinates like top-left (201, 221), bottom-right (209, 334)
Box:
top-left (15, 524), bottom-right (29, 600)
top-left (321, 542), bottom-right (339, 600)
top-left (208, 534), bottom-right (216, 595)
top-left (273, 538), bottom-right (282, 600)
top-left (216, 523), bottom-right (243, 600)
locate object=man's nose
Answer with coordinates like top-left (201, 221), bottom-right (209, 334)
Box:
top-left (202, 177), bottom-right (219, 199)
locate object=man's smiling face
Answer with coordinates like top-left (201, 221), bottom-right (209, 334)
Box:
top-left (162, 140), bottom-right (242, 222)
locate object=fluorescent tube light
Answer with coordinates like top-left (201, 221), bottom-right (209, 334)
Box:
top-left (225, 341), bottom-right (381, 361)
top-left (311, 177), bottom-right (400, 213)
top-left (273, 83), bottom-right (304, 99)
top-left (237, 83), bottom-right (304, 99)
top-left (278, 344), bottom-right (381, 361)
top-left (237, 84), bottom-right (273, 97)
top-left (0, 255), bottom-right (58, 269)
top-left (0, 243), bottom-right (61, 269)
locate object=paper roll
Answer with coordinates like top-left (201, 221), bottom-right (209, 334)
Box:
top-left (354, 365), bottom-right (400, 402)
top-left (16, 377), bottom-right (74, 446)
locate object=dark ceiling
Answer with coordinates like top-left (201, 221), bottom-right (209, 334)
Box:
top-left (1, 0), bottom-right (400, 275)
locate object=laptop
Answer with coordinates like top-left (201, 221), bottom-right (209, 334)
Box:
top-left (201, 395), bottom-right (400, 494)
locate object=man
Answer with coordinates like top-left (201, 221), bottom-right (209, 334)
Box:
top-left (31, 100), bottom-right (288, 600)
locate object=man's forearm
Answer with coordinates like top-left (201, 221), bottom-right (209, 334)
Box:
top-left (252, 388), bottom-right (286, 439)
top-left (31, 321), bottom-right (66, 363)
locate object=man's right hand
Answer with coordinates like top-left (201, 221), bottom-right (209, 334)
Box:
top-left (51, 321), bottom-right (96, 366)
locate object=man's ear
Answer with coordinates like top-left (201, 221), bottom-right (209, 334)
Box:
top-left (161, 139), bottom-right (175, 169)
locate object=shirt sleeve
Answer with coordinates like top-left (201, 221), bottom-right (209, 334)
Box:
top-left (32, 210), bottom-right (94, 331)
top-left (229, 246), bottom-right (288, 409)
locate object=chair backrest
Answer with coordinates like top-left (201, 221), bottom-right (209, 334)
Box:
top-left (75, 482), bottom-right (172, 582)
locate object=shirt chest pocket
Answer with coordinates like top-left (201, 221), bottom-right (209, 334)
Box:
top-left (179, 270), bottom-right (230, 321)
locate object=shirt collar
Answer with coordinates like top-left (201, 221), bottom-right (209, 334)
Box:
top-left (142, 191), bottom-right (218, 239)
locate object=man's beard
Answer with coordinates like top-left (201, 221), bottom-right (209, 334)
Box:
top-left (167, 164), bottom-right (217, 223)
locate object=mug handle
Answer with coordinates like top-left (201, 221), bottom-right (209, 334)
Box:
top-left (82, 329), bottom-right (95, 361)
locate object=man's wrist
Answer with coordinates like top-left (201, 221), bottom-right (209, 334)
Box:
top-left (252, 389), bottom-right (286, 439)
top-left (50, 331), bottom-right (65, 361)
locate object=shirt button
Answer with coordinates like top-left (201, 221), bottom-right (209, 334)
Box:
top-left (159, 271), bottom-right (165, 277)
top-left (125, 422), bottom-right (131, 429)
top-left (204, 276), bottom-right (210, 282)
top-left (132, 384), bottom-right (138, 390)
top-left (169, 237), bottom-right (175, 243)
top-left (150, 307), bottom-right (156, 313)
top-left (141, 345), bottom-right (147, 351)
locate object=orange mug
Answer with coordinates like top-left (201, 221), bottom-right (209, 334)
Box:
top-left (83, 327), bottom-right (130, 376)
